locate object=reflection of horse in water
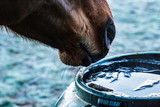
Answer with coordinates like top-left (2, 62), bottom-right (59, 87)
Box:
top-left (0, 0), bottom-right (115, 66)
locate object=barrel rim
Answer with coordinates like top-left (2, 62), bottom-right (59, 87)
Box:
top-left (75, 52), bottom-right (160, 105)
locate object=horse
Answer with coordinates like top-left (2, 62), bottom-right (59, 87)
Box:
top-left (0, 0), bottom-right (116, 66)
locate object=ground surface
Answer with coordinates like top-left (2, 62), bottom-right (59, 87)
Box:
top-left (0, 0), bottom-right (160, 106)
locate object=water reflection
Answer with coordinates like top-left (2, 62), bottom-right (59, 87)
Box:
top-left (85, 58), bottom-right (160, 97)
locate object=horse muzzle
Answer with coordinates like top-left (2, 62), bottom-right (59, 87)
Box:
top-left (81, 18), bottom-right (116, 66)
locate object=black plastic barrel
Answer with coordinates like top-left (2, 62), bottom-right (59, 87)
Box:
top-left (56, 52), bottom-right (160, 107)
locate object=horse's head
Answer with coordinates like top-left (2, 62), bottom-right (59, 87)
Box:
top-left (56, 0), bottom-right (116, 66)
top-left (2, 0), bottom-right (115, 66)
top-left (55, 0), bottom-right (115, 66)
top-left (58, 16), bottom-right (115, 66)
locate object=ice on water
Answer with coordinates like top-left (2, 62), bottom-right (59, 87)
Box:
top-left (134, 79), bottom-right (160, 91)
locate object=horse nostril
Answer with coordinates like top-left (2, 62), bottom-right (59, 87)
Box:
top-left (105, 18), bottom-right (116, 44)
top-left (103, 18), bottom-right (116, 54)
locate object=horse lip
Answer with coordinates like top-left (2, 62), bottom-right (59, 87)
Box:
top-left (81, 53), bottom-right (92, 66)
top-left (80, 41), bottom-right (109, 66)
top-left (79, 31), bottom-right (111, 66)
top-left (80, 18), bottom-right (115, 66)
top-left (80, 43), bottom-right (93, 66)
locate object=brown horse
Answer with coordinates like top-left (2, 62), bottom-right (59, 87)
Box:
top-left (0, 0), bottom-right (115, 66)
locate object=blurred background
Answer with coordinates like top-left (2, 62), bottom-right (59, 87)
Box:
top-left (0, 0), bottom-right (159, 106)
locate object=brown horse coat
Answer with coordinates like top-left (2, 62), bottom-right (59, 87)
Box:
top-left (0, 0), bottom-right (116, 66)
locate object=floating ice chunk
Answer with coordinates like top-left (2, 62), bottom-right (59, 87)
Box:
top-left (133, 67), bottom-right (148, 72)
top-left (123, 72), bottom-right (131, 78)
top-left (105, 72), bottom-right (113, 79)
top-left (97, 72), bottom-right (106, 78)
top-left (134, 79), bottom-right (160, 91)
top-left (110, 72), bottom-right (120, 83)
top-left (117, 67), bottom-right (131, 72)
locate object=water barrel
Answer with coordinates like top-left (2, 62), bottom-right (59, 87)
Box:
top-left (55, 52), bottom-right (160, 107)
